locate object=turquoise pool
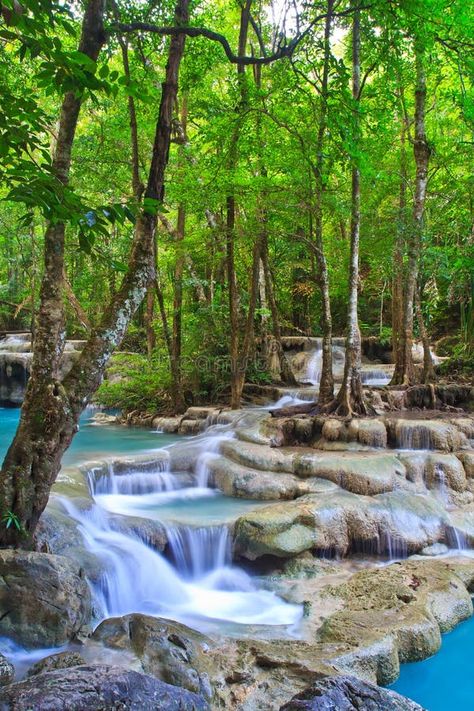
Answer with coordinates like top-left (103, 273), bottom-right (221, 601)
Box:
top-left (0, 407), bottom-right (178, 464)
top-left (391, 613), bottom-right (474, 710)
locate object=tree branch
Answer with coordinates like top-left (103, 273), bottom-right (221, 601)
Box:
top-left (111, 6), bottom-right (371, 66)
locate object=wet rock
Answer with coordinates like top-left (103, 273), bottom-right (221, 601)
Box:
top-left (294, 452), bottom-right (406, 495)
top-left (35, 503), bottom-right (88, 555)
top-left (209, 455), bottom-right (307, 500)
top-left (26, 651), bottom-right (86, 677)
top-left (420, 542), bottom-right (449, 556)
top-left (318, 560), bottom-right (473, 684)
top-left (458, 451), bottom-right (474, 478)
top-left (280, 675), bottom-right (425, 710)
top-left (0, 654), bottom-right (14, 687)
top-left (179, 419), bottom-right (206, 435)
top-left (0, 551), bottom-right (91, 647)
top-left (108, 514), bottom-right (168, 551)
top-left (386, 418), bottom-right (467, 451)
top-left (90, 412), bottom-right (118, 425)
top-left (424, 453), bottom-right (467, 493)
top-left (92, 614), bottom-right (215, 701)
top-left (234, 490), bottom-right (448, 560)
top-left (0, 665), bottom-right (209, 710)
top-left (322, 419), bottom-right (343, 442)
top-left (280, 554), bottom-right (339, 579)
top-left (358, 419), bottom-right (388, 448)
top-left (221, 439), bottom-right (295, 473)
top-left (152, 416), bottom-right (181, 433)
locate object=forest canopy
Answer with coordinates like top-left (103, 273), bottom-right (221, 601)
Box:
top-left (0, 0), bottom-right (473, 415)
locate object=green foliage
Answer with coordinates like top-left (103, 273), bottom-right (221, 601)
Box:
top-left (0, 0), bottom-right (472, 403)
top-left (2, 509), bottom-right (23, 531)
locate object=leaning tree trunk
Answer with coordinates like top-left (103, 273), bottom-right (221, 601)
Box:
top-left (391, 42), bottom-right (431, 386)
top-left (313, 0), bottom-right (334, 406)
top-left (0, 0), bottom-right (190, 547)
top-left (325, 6), bottom-right (369, 417)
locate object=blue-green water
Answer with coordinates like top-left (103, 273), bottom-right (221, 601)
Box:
top-left (0, 407), bottom-right (178, 465)
top-left (391, 613), bottom-right (474, 710)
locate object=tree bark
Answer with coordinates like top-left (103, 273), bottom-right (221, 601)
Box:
top-left (227, 0), bottom-right (252, 409)
top-left (260, 232), bottom-right (296, 385)
top-left (0, 0), bottom-right (189, 547)
top-left (391, 41), bottom-right (431, 386)
top-left (325, 6), bottom-right (369, 417)
top-left (415, 286), bottom-right (436, 383)
top-left (170, 98), bottom-right (188, 413)
top-left (391, 114), bottom-right (407, 366)
top-left (313, 0), bottom-right (334, 406)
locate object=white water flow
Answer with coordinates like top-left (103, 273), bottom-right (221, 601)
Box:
top-left (193, 424), bottom-right (234, 488)
top-left (63, 424), bottom-right (302, 631)
top-left (304, 345), bottom-right (322, 385)
top-left (303, 343), bottom-right (346, 385)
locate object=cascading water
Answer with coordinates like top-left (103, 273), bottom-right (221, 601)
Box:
top-left (166, 524), bottom-right (231, 579)
top-left (62, 424), bottom-right (302, 632)
top-left (304, 346), bottom-right (322, 385)
top-left (193, 425), bottom-right (234, 488)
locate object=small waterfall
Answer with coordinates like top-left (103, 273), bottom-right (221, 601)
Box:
top-left (305, 346), bottom-right (322, 385)
top-left (166, 525), bottom-right (231, 579)
top-left (60, 498), bottom-right (190, 619)
top-left (193, 425), bottom-right (234, 487)
top-left (87, 456), bottom-right (174, 496)
top-left (394, 421), bottom-right (433, 450)
top-left (361, 369), bottom-right (391, 386)
top-left (446, 526), bottom-right (467, 551)
top-left (60, 497), bottom-right (302, 629)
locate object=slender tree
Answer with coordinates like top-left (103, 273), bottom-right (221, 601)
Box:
top-left (391, 39), bottom-right (432, 385)
top-left (325, 5), bottom-right (369, 416)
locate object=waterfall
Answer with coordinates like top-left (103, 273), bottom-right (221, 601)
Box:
top-left (58, 420), bottom-right (303, 631)
top-left (61, 498), bottom-right (190, 619)
top-left (166, 524), bottom-right (231, 579)
top-left (87, 457), bottom-right (174, 496)
top-left (361, 368), bottom-right (391, 386)
top-left (305, 346), bottom-right (322, 385)
top-left (193, 425), bottom-right (234, 488)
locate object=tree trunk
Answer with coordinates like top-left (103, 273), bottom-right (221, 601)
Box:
top-left (391, 42), bottom-right (431, 386)
top-left (415, 286), bottom-right (436, 383)
top-left (170, 98), bottom-right (188, 413)
top-left (0, 0), bottom-right (189, 547)
top-left (227, 0), bottom-right (252, 409)
top-left (261, 232), bottom-right (296, 385)
top-left (391, 115), bottom-right (407, 365)
top-left (313, 0), bottom-right (334, 406)
top-left (325, 6), bottom-right (369, 417)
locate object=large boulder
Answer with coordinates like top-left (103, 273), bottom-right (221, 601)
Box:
top-left (208, 455), bottom-right (309, 500)
top-left (0, 665), bottom-right (209, 710)
top-left (92, 614), bottom-right (216, 701)
top-left (234, 490), bottom-right (448, 560)
top-left (0, 550), bottom-right (91, 647)
top-left (26, 651), bottom-right (86, 678)
top-left (280, 675), bottom-right (425, 710)
top-left (317, 560), bottom-right (473, 684)
top-left (0, 655), bottom-right (14, 687)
